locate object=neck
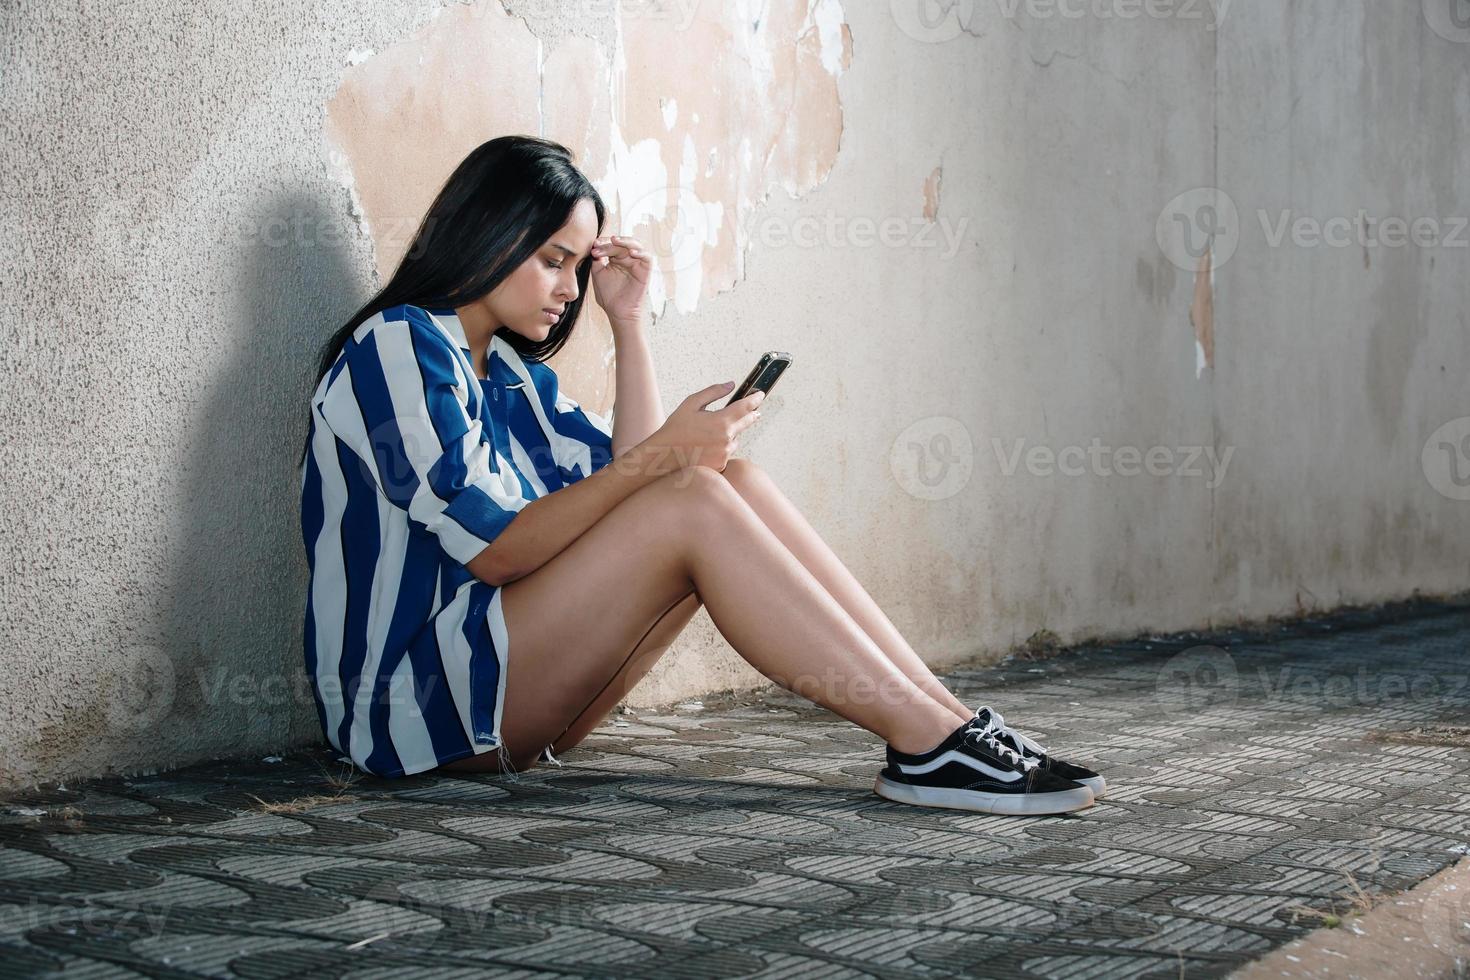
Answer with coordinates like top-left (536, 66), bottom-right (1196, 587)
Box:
top-left (453, 303), bottom-right (500, 378)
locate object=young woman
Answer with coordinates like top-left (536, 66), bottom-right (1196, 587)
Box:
top-left (299, 135), bottom-right (1105, 815)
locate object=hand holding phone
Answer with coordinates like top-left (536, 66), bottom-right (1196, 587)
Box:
top-left (724, 351), bottom-right (792, 407)
top-left (638, 352), bottom-right (793, 475)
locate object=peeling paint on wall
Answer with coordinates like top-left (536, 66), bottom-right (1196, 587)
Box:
top-left (1190, 248), bottom-right (1214, 378)
top-left (922, 164), bottom-right (942, 222)
top-left (589, 0), bottom-right (850, 316)
top-left (323, 0), bottom-right (849, 410)
top-left (324, 3), bottom-right (540, 284)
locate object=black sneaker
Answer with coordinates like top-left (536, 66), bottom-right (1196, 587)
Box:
top-left (873, 718), bottom-right (1095, 815)
top-left (968, 706), bottom-right (1107, 799)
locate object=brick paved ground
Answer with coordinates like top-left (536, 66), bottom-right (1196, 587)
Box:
top-left (3, 597), bottom-right (1468, 978)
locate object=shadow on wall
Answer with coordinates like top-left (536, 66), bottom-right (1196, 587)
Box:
top-left (147, 192), bottom-right (362, 766)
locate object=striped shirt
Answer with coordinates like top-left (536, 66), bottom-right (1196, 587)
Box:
top-left (299, 304), bottom-right (615, 777)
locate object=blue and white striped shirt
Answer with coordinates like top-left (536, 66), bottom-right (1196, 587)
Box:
top-left (299, 304), bottom-right (615, 777)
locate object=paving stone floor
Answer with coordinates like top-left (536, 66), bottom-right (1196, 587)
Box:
top-left (2, 598), bottom-right (1469, 979)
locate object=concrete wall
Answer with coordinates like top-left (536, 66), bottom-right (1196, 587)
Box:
top-left (3, 0), bottom-right (1466, 789)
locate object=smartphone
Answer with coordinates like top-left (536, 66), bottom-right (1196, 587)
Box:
top-left (726, 351), bottom-right (792, 407)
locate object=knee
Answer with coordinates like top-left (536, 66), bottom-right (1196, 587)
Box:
top-left (649, 466), bottom-right (746, 528)
top-left (719, 457), bottom-right (760, 484)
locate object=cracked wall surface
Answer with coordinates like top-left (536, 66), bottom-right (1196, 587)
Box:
top-left (2, 0), bottom-right (1466, 788)
top-left (326, 0), bottom-right (849, 407)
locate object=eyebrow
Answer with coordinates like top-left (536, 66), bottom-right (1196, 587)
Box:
top-left (548, 242), bottom-right (586, 259)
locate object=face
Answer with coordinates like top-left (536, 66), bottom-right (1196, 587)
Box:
top-left (476, 197), bottom-right (600, 341)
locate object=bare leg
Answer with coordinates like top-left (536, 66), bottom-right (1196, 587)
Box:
top-left (546, 589), bottom-right (703, 757)
top-left (439, 467), bottom-right (962, 775)
top-left (720, 459), bottom-right (974, 724)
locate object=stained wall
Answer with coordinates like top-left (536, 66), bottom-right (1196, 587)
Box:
top-left (3, 0), bottom-right (1466, 787)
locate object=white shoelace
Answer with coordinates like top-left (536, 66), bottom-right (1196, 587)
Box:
top-left (970, 706), bottom-right (1049, 761)
top-left (966, 720), bottom-right (1039, 771)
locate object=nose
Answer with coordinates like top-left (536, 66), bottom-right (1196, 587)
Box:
top-left (555, 266), bottom-right (579, 303)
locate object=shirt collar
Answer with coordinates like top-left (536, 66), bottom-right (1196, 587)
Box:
top-left (424, 306), bottom-right (521, 384)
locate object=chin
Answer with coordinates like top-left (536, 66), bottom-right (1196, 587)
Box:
top-left (505, 323), bottom-right (545, 342)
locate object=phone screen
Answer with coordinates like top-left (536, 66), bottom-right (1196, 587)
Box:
top-left (729, 351), bottom-right (792, 405)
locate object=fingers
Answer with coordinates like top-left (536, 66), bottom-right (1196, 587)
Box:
top-left (719, 389), bottom-right (765, 416)
top-left (726, 392), bottom-right (765, 437)
top-left (590, 235), bottom-right (647, 268)
top-left (591, 236), bottom-right (642, 255)
top-left (731, 408), bottom-right (761, 436)
top-left (691, 381), bottom-right (737, 410)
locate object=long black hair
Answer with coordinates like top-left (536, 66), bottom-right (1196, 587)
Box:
top-left (299, 134), bottom-right (607, 467)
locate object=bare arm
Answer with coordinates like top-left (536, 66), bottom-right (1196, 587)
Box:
top-left (587, 235), bottom-right (664, 457)
top-left (469, 313), bottom-right (664, 586)
top-left (608, 312), bottom-right (665, 458)
top-left (470, 237), bottom-right (742, 588)
top-left (467, 379), bottom-right (759, 588)
top-left (465, 445), bottom-right (665, 587)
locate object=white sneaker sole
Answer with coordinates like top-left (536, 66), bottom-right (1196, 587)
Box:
top-left (873, 773), bottom-right (1095, 815)
top-left (1078, 775), bottom-right (1106, 799)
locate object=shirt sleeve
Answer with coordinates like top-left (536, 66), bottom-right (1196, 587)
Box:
top-left (527, 360), bottom-right (615, 487)
top-left (316, 312), bottom-right (532, 566)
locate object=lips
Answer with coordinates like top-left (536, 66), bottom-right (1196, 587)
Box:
top-left (542, 308), bottom-right (564, 321)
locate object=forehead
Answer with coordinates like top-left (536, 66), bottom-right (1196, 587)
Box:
top-left (545, 199), bottom-right (599, 253)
